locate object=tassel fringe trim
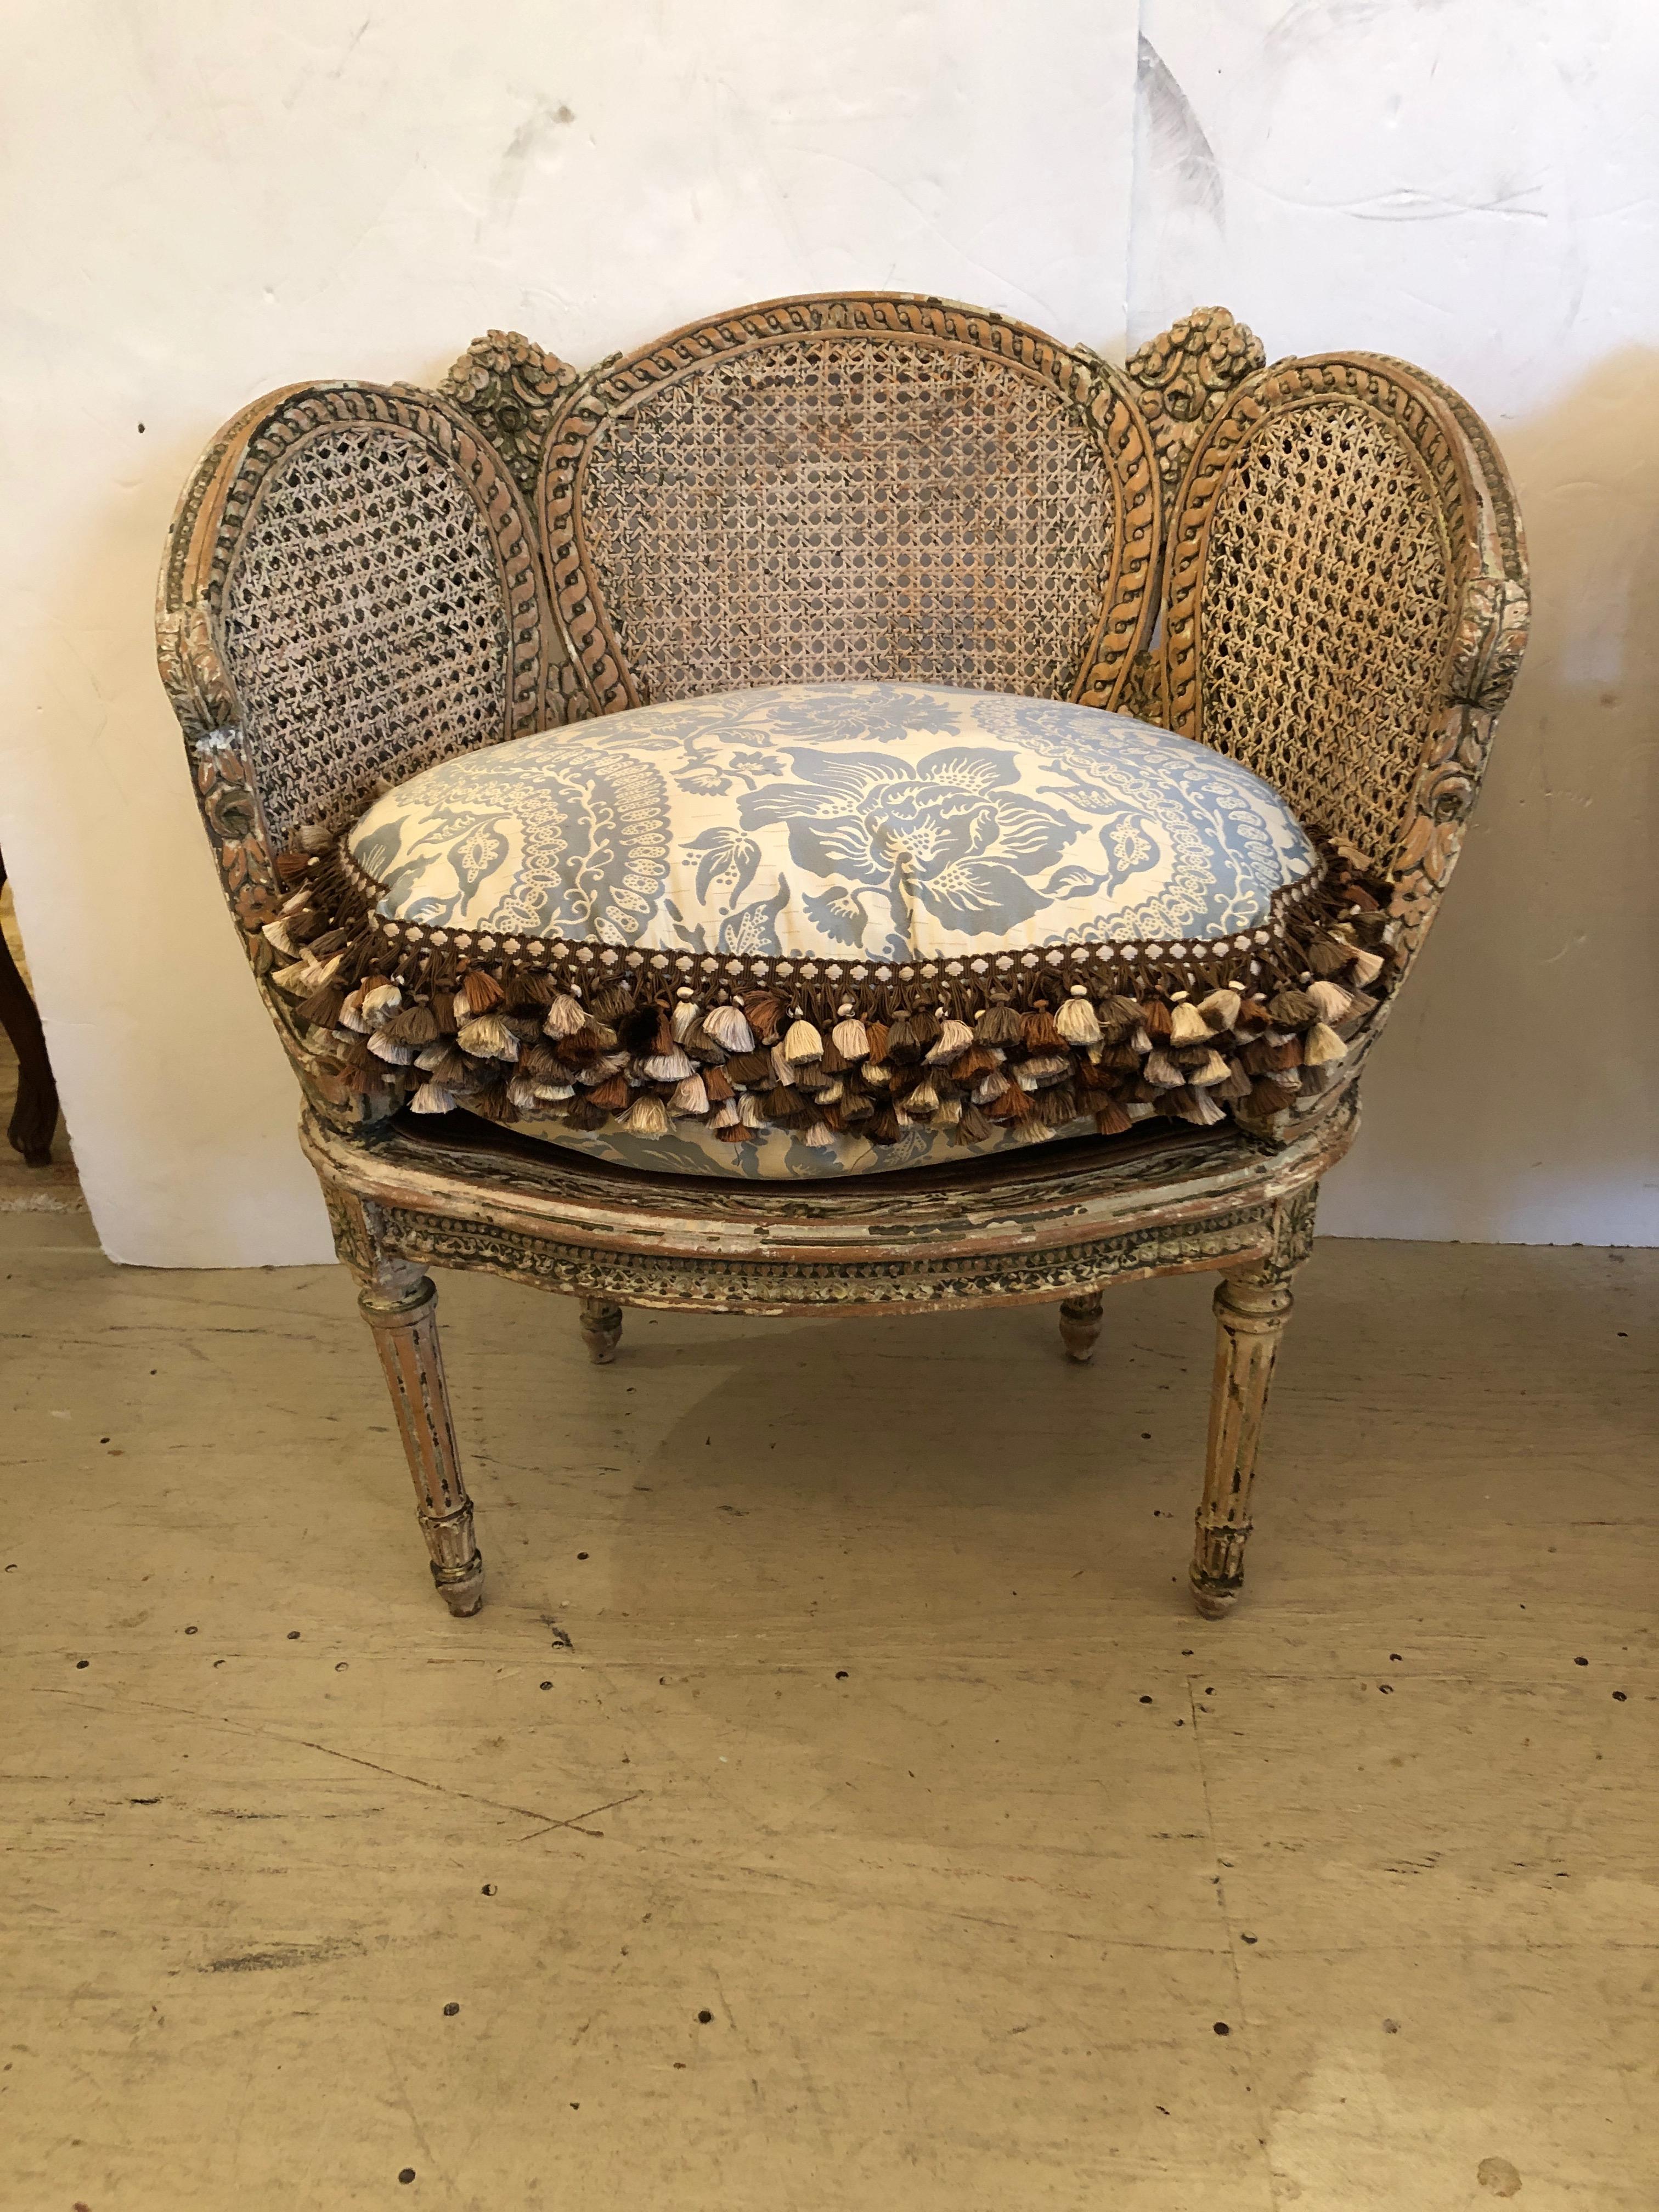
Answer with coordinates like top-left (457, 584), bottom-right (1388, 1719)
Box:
top-left (262, 832), bottom-right (1401, 1152)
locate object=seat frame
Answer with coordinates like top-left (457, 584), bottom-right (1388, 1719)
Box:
top-left (157, 295), bottom-right (1528, 1620)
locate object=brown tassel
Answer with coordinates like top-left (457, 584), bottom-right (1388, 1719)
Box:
top-left (1093, 1097), bottom-right (1132, 1136)
top-left (506, 971), bottom-right (556, 1012)
top-left (1036, 1083), bottom-right (1080, 1127)
top-left (563, 1098), bottom-right (608, 1132)
top-left (819, 1036), bottom-right (848, 1075)
top-left (1141, 999), bottom-right (1174, 1042)
top-left (1248, 1077), bottom-right (1297, 1115)
top-left (469, 1086), bottom-right (517, 1124)
top-left (976, 1001), bottom-right (1023, 1046)
top-left (1098, 994), bottom-right (1142, 1040)
top-left (908, 1009), bottom-right (941, 1054)
top-left (864, 1020), bottom-right (890, 1065)
top-left (950, 1043), bottom-right (997, 1080)
top-left (1022, 1006), bottom-right (1062, 1051)
top-left (588, 1074), bottom-right (630, 1111)
top-left (383, 1003), bottom-right (439, 1047)
top-left (274, 850), bottom-right (313, 886)
top-left (462, 969), bottom-right (504, 1014)
top-left (957, 1104), bottom-right (995, 1143)
top-left (764, 1085), bottom-right (801, 1122)
top-left (724, 1052), bottom-right (772, 1088)
top-left (886, 1013), bottom-right (922, 1063)
top-left (703, 1066), bottom-right (735, 1103)
top-left (988, 1081), bottom-right (1033, 1122)
top-left (1268, 988), bottom-right (1318, 1028)
top-left (1237, 997), bottom-right (1274, 1030)
top-left (1215, 1060), bottom-right (1254, 1103)
top-left (1308, 935), bottom-right (1352, 978)
top-left (296, 984), bottom-right (346, 1029)
top-left (430, 990), bottom-right (459, 1035)
top-left (1263, 1037), bottom-right (1303, 1072)
top-left (865, 1106), bottom-right (903, 1146)
top-left (743, 991), bottom-right (783, 1042)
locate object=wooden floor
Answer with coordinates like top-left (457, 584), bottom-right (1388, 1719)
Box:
top-left (3, 1203), bottom-right (1654, 2210)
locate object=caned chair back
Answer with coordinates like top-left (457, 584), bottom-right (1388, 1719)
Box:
top-left (538, 294), bottom-right (1161, 720)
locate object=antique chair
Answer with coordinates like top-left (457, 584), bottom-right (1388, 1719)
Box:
top-left (156, 295), bottom-right (1527, 1620)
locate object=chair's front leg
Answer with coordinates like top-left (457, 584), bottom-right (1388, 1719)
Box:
top-left (1190, 1187), bottom-right (1317, 1619)
top-left (578, 1295), bottom-right (624, 1365)
top-left (358, 1272), bottom-right (484, 1617)
top-left (1058, 1288), bottom-right (1104, 1364)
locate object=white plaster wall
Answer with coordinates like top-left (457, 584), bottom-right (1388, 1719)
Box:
top-left (0, 1), bottom-right (1139, 1265)
top-left (1132, 0), bottom-right (1659, 1244)
top-left (2, 1), bottom-right (1655, 1260)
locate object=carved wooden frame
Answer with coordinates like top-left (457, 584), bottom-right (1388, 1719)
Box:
top-left (537, 291), bottom-right (1162, 719)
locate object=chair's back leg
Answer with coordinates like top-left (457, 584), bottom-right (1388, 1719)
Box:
top-left (1058, 1289), bottom-right (1105, 1364)
top-left (1190, 1186), bottom-right (1318, 1618)
top-left (578, 1296), bottom-right (624, 1365)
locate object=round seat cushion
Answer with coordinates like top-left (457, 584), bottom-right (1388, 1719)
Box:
top-left (347, 682), bottom-right (1319, 962)
top-left (292, 681), bottom-right (1362, 1180)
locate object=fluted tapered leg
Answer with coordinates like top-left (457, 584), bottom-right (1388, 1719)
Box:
top-left (1058, 1289), bottom-right (1104, 1364)
top-left (358, 1274), bottom-right (483, 1616)
top-left (579, 1295), bottom-right (624, 1365)
top-left (1190, 1189), bottom-right (1317, 1619)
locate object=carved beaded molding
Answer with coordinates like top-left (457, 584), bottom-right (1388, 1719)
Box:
top-left (534, 292), bottom-right (1163, 720)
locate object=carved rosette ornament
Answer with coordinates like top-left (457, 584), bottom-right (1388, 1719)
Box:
top-left (1126, 307), bottom-right (1267, 503)
top-left (436, 330), bottom-right (579, 500)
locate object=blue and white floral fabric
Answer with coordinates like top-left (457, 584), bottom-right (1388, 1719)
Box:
top-left (348, 683), bottom-right (1317, 961)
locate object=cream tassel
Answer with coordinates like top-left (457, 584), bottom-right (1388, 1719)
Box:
top-left (799, 1121), bottom-right (838, 1150)
top-left (669, 1074), bottom-right (710, 1116)
top-left (703, 1003), bottom-right (756, 1052)
top-left (1306, 979), bottom-right (1356, 1023)
top-left (457, 1014), bottom-right (518, 1061)
top-left (1054, 994), bottom-right (1102, 1047)
top-left (926, 1017), bottom-right (976, 1062)
top-left (367, 1032), bottom-right (416, 1065)
top-left (337, 987), bottom-right (371, 1034)
top-left (1301, 1021), bottom-right (1349, 1066)
top-left (738, 1092), bottom-right (768, 1129)
top-left (622, 1094), bottom-right (670, 1136)
top-left (1197, 987), bottom-right (1243, 1032)
top-left (1348, 947), bottom-right (1386, 987)
top-left (543, 992), bottom-right (587, 1039)
top-left (640, 1047), bottom-right (695, 1083)
top-left (360, 982), bottom-right (403, 1027)
top-left (783, 1017), bottom-right (824, 1064)
top-left (672, 999), bottom-right (702, 1041)
top-left (1143, 1049), bottom-right (1185, 1088)
top-left (830, 1017), bottom-right (870, 1060)
top-left (1168, 1000), bottom-right (1211, 1046)
top-left (1186, 1049), bottom-right (1232, 1088)
top-left (408, 1081), bottom-right (455, 1114)
top-left (534, 1082), bottom-right (575, 1103)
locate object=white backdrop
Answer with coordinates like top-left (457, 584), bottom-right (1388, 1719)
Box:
top-left (1, 1), bottom-right (1654, 1262)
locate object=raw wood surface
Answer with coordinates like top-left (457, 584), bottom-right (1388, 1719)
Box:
top-left (3, 1211), bottom-right (1653, 2208)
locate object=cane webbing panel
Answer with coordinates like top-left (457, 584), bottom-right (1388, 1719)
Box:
top-left (221, 425), bottom-right (514, 845)
top-left (573, 336), bottom-right (1118, 708)
top-left (1173, 395), bottom-right (1458, 873)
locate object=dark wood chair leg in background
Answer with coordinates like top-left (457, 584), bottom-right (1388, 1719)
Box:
top-left (358, 1272), bottom-right (483, 1616)
top-left (1190, 1188), bottom-right (1317, 1619)
top-left (1058, 1289), bottom-right (1104, 1364)
top-left (0, 846), bottom-right (59, 1167)
top-left (579, 1295), bottom-right (624, 1364)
